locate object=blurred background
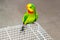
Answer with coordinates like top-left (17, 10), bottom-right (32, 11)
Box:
top-left (0, 0), bottom-right (60, 40)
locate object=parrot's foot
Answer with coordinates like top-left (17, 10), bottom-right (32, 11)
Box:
top-left (20, 26), bottom-right (25, 31)
top-left (32, 22), bottom-right (35, 24)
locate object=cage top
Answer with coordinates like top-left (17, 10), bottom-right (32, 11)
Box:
top-left (0, 22), bottom-right (53, 40)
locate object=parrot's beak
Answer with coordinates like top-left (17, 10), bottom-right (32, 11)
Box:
top-left (27, 6), bottom-right (34, 13)
top-left (28, 9), bottom-right (34, 13)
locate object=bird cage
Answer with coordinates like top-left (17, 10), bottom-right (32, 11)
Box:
top-left (0, 22), bottom-right (53, 40)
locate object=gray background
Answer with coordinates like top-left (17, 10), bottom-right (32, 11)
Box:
top-left (0, 0), bottom-right (60, 40)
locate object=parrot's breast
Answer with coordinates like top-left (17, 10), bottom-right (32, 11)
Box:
top-left (27, 15), bottom-right (35, 23)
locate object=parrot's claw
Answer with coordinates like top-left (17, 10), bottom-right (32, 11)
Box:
top-left (32, 22), bottom-right (35, 24)
top-left (20, 26), bottom-right (25, 31)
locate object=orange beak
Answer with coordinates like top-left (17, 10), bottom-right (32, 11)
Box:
top-left (28, 9), bottom-right (33, 13)
top-left (26, 5), bottom-right (34, 14)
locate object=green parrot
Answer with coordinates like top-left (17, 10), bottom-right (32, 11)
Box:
top-left (21, 3), bottom-right (38, 31)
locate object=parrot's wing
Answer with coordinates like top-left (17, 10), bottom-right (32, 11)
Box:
top-left (22, 12), bottom-right (29, 23)
top-left (35, 13), bottom-right (38, 21)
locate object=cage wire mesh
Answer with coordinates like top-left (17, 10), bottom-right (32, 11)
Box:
top-left (0, 22), bottom-right (53, 40)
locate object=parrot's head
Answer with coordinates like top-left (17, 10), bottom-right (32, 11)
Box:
top-left (26, 3), bottom-right (36, 14)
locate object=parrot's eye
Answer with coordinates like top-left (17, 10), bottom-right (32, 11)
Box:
top-left (30, 6), bottom-right (32, 8)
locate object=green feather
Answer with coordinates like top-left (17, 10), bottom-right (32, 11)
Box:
top-left (22, 3), bottom-right (38, 25)
top-left (22, 12), bottom-right (28, 24)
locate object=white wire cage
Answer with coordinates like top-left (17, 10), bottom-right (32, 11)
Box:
top-left (0, 22), bottom-right (53, 40)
